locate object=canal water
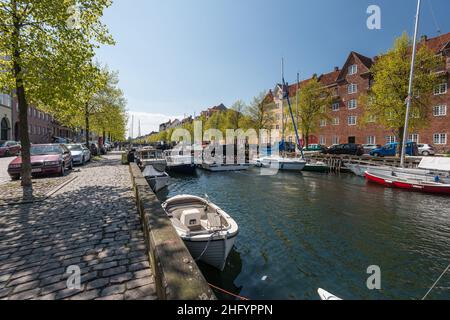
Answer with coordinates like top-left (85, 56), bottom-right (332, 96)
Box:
top-left (156, 169), bottom-right (450, 300)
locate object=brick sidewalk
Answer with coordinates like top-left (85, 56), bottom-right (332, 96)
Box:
top-left (0, 154), bottom-right (157, 300)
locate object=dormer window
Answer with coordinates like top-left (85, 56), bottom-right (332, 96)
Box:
top-left (348, 64), bottom-right (358, 75)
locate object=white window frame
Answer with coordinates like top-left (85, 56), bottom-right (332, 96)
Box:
top-left (320, 119), bottom-right (327, 127)
top-left (332, 118), bottom-right (340, 126)
top-left (348, 84), bottom-right (358, 94)
top-left (348, 64), bottom-right (358, 75)
top-left (348, 99), bottom-right (358, 110)
top-left (367, 115), bottom-right (376, 123)
top-left (319, 136), bottom-right (326, 145)
top-left (408, 134), bottom-right (420, 143)
top-left (332, 136), bottom-right (340, 145)
top-left (367, 136), bottom-right (376, 145)
top-left (433, 133), bottom-right (447, 145)
top-left (386, 136), bottom-right (396, 144)
top-left (434, 83), bottom-right (447, 95)
top-left (348, 116), bottom-right (357, 126)
top-left (433, 105), bottom-right (447, 117)
top-left (332, 102), bottom-right (340, 111)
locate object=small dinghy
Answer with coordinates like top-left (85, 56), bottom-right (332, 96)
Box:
top-left (142, 165), bottom-right (169, 193)
top-left (162, 195), bottom-right (239, 270)
top-left (318, 288), bottom-right (342, 301)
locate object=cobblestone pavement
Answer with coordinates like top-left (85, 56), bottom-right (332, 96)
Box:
top-left (0, 154), bottom-right (157, 300)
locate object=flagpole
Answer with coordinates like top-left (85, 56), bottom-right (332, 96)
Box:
top-left (400, 0), bottom-right (421, 168)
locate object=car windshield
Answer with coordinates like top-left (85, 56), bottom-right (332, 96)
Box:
top-left (67, 145), bottom-right (82, 151)
top-left (0, 141), bottom-right (6, 147)
top-left (30, 145), bottom-right (62, 156)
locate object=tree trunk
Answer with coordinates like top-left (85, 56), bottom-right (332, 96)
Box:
top-left (304, 128), bottom-right (310, 148)
top-left (12, 3), bottom-right (32, 187)
top-left (85, 103), bottom-right (90, 149)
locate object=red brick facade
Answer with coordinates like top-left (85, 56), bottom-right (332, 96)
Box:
top-left (269, 33), bottom-right (450, 153)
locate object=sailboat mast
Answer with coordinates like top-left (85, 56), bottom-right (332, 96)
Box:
top-left (281, 58), bottom-right (285, 145)
top-left (400, 0), bottom-right (421, 168)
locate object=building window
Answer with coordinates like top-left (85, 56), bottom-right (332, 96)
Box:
top-left (348, 116), bottom-right (357, 126)
top-left (433, 133), bottom-right (447, 145)
top-left (0, 94), bottom-right (12, 107)
top-left (434, 83), bottom-right (447, 95)
top-left (319, 136), bottom-right (326, 145)
top-left (348, 99), bottom-right (358, 109)
top-left (348, 64), bottom-right (358, 75)
top-left (367, 136), bottom-right (376, 144)
top-left (332, 118), bottom-right (340, 125)
top-left (433, 105), bottom-right (447, 117)
top-left (332, 136), bottom-right (339, 145)
top-left (408, 134), bottom-right (419, 143)
top-left (348, 84), bottom-right (358, 94)
top-left (332, 103), bottom-right (340, 111)
top-left (386, 136), bottom-right (396, 144)
top-left (320, 119), bottom-right (327, 127)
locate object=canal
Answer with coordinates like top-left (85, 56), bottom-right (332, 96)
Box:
top-left (156, 169), bottom-right (450, 300)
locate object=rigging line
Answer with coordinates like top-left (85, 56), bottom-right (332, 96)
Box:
top-left (422, 263), bottom-right (450, 300)
top-left (426, 0), bottom-right (441, 34)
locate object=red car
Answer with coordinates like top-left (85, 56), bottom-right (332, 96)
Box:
top-left (0, 141), bottom-right (21, 157)
top-left (8, 144), bottom-right (73, 180)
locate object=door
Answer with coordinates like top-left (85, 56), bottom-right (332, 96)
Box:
top-left (1, 118), bottom-right (9, 140)
top-left (348, 136), bottom-right (356, 144)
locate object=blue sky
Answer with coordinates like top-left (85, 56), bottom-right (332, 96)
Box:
top-left (95, 0), bottom-right (450, 136)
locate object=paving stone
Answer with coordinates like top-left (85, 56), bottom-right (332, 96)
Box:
top-left (100, 284), bottom-right (126, 297)
top-left (124, 285), bottom-right (156, 300)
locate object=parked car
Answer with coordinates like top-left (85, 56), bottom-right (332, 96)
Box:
top-left (370, 142), bottom-right (418, 157)
top-left (7, 144), bottom-right (73, 180)
top-left (324, 144), bottom-right (365, 156)
top-left (89, 142), bottom-right (99, 157)
top-left (417, 144), bottom-right (436, 156)
top-left (304, 144), bottom-right (327, 152)
top-left (362, 144), bottom-right (381, 155)
top-left (66, 144), bottom-right (91, 165)
top-left (0, 141), bottom-right (21, 157)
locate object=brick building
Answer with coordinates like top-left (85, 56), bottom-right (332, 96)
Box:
top-left (266, 32), bottom-right (450, 153)
top-left (11, 99), bottom-right (74, 144)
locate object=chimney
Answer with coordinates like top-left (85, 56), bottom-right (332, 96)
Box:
top-left (334, 66), bottom-right (339, 72)
top-left (421, 35), bottom-right (428, 42)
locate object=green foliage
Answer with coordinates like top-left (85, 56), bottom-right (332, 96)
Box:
top-left (360, 33), bottom-right (444, 139)
top-left (246, 91), bottom-right (276, 137)
top-left (296, 76), bottom-right (333, 146)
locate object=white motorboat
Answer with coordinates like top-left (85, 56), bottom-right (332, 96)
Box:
top-left (201, 162), bottom-right (250, 172)
top-left (164, 150), bottom-right (196, 174)
top-left (318, 288), bottom-right (342, 301)
top-left (258, 155), bottom-right (306, 171)
top-left (142, 165), bottom-right (170, 193)
top-left (136, 147), bottom-right (167, 172)
top-left (162, 195), bottom-right (239, 270)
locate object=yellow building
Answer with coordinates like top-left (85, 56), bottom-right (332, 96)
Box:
top-left (0, 93), bottom-right (13, 141)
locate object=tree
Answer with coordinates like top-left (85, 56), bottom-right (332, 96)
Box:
top-left (246, 91), bottom-right (275, 143)
top-left (0, 0), bottom-right (113, 186)
top-left (360, 33), bottom-right (444, 156)
top-left (226, 100), bottom-right (246, 130)
top-left (297, 76), bottom-right (333, 147)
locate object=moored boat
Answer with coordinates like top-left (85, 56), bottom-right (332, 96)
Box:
top-left (142, 165), bottom-right (170, 193)
top-left (162, 195), bottom-right (239, 270)
top-left (365, 171), bottom-right (450, 195)
top-left (164, 150), bottom-right (196, 174)
top-left (201, 162), bottom-right (249, 172)
top-left (258, 156), bottom-right (306, 171)
top-left (304, 161), bottom-right (330, 173)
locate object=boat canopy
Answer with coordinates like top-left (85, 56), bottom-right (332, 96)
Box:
top-left (142, 165), bottom-right (166, 178)
top-left (418, 157), bottom-right (450, 172)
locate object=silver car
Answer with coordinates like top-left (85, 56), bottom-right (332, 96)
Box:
top-left (66, 144), bottom-right (91, 165)
top-left (417, 144), bottom-right (436, 156)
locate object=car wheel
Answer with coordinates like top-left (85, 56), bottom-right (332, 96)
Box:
top-left (5, 150), bottom-right (10, 157)
top-left (422, 151), bottom-right (430, 156)
top-left (82, 157), bottom-right (86, 165)
top-left (60, 164), bottom-right (65, 177)
top-left (373, 153), bottom-right (380, 157)
top-left (11, 175), bottom-right (20, 181)
top-left (69, 160), bottom-right (73, 170)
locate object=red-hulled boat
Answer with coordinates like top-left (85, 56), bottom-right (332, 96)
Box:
top-left (365, 171), bottom-right (450, 195)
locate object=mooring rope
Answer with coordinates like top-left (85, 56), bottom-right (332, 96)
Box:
top-left (208, 283), bottom-right (249, 301)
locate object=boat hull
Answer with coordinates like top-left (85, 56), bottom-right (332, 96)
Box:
top-left (365, 171), bottom-right (450, 195)
top-left (303, 164), bottom-right (330, 173)
top-left (182, 234), bottom-right (238, 270)
top-left (167, 164), bottom-right (196, 174)
top-left (146, 175), bottom-right (169, 193)
top-left (261, 159), bottom-right (306, 171)
top-left (201, 163), bottom-right (249, 172)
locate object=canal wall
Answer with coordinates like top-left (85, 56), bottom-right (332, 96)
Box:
top-left (129, 163), bottom-right (216, 300)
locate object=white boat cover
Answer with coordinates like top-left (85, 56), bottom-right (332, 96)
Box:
top-left (142, 165), bottom-right (166, 178)
top-left (418, 157), bottom-right (450, 171)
